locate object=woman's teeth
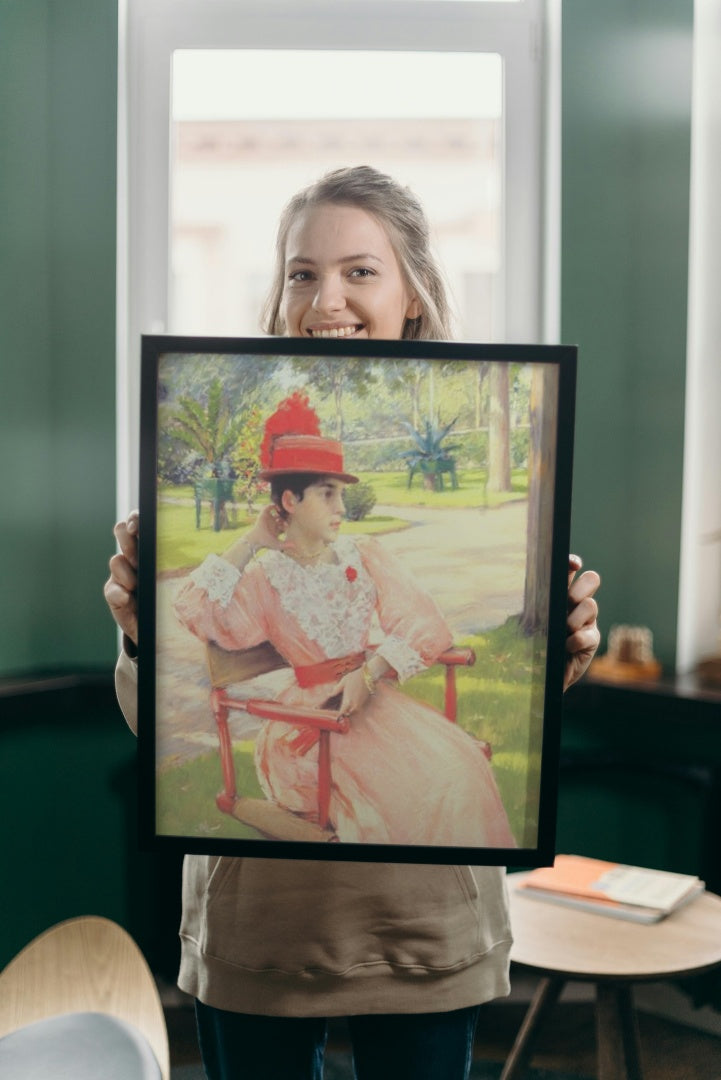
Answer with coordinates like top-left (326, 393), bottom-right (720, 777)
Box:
top-left (310, 326), bottom-right (360, 338)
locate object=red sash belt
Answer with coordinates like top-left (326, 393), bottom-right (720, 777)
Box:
top-left (294, 652), bottom-right (366, 688)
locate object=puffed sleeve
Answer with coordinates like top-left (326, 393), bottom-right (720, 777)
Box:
top-left (173, 553), bottom-right (272, 651)
top-left (358, 538), bottom-right (453, 681)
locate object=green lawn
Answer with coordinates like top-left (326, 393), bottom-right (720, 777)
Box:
top-left (156, 499), bottom-right (250, 574)
top-left (157, 742), bottom-right (265, 842)
top-left (159, 470), bottom-right (528, 508)
top-left (403, 617), bottom-right (544, 850)
top-left (155, 499), bottom-right (411, 574)
top-left (156, 617), bottom-right (544, 849)
top-left (156, 470), bottom-right (527, 574)
top-left (353, 469), bottom-right (528, 510)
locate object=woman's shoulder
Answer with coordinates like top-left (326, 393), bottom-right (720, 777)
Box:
top-left (339, 534), bottom-right (402, 582)
top-left (343, 533), bottom-right (393, 562)
top-left (334, 534), bottom-right (359, 557)
top-left (335, 534), bottom-right (378, 564)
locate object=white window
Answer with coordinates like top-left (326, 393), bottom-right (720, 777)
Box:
top-left (169, 49), bottom-right (505, 342)
top-left (677, 0), bottom-right (721, 675)
top-left (117, 0), bottom-right (556, 509)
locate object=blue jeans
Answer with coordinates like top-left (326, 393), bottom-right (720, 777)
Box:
top-left (195, 1000), bottom-right (481, 1080)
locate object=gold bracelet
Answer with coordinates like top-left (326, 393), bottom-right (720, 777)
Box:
top-left (361, 663), bottom-right (376, 695)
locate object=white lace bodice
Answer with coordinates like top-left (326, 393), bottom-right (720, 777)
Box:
top-left (262, 538), bottom-right (373, 659)
top-left (187, 537), bottom-right (428, 681)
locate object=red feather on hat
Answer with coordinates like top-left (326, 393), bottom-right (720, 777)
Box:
top-left (260, 392), bottom-right (322, 470)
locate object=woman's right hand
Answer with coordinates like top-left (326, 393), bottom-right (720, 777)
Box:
top-left (104, 510), bottom-right (139, 646)
top-left (245, 504), bottom-right (287, 552)
top-left (222, 504), bottom-right (287, 569)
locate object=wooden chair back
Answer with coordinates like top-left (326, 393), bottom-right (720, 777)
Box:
top-left (0, 916), bottom-right (169, 1079)
top-left (206, 639), bottom-right (288, 688)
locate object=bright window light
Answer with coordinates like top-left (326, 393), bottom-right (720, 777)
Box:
top-left (173, 50), bottom-right (502, 121)
top-left (170, 50), bottom-right (504, 341)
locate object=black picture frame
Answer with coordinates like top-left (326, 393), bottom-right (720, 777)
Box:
top-left (138, 335), bottom-right (576, 865)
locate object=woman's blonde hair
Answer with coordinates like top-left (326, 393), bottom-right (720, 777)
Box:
top-left (261, 165), bottom-right (453, 341)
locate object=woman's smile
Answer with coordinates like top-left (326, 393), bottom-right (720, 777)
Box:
top-left (307, 323), bottom-right (364, 339)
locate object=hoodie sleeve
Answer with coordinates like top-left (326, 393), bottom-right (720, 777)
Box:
top-left (115, 644), bottom-right (139, 736)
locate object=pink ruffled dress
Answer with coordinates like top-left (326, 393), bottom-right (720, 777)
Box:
top-left (173, 535), bottom-right (516, 848)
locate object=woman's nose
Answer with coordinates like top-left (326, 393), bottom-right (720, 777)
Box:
top-left (312, 274), bottom-right (345, 314)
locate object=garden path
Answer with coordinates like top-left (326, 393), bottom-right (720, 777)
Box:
top-left (372, 500), bottom-right (527, 636)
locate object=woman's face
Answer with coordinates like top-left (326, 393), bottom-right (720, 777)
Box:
top-left (282, 477), bottom-right (346, 546)
top-left (281, 203), bottom-right (421, 341)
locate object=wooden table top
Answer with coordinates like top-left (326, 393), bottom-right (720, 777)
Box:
top-left (508, 872), bottom-right (721, 981)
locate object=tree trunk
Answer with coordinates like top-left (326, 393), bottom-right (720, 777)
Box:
top-left (521, 366), bottom-right (559, 634)
top-left (474, 361), bottom-right (488, 430)
top-left (333, 374), bottom-right (343, 439)
top-left (487, 363), bottom-right (511, 492)
top-left (412, 366), bottom-right (422, 429)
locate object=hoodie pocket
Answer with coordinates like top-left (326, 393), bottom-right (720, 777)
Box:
top-left (180, 854), bottom-right (237, 950)
top-left (453, 864), bottom-right (480, 906)
top-left (181, 856), bottom-right (510, 976)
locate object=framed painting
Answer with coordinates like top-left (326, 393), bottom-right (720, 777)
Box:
top-left (137, 335), bottom-right (576, 865)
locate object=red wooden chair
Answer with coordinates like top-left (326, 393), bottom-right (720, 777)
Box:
top-left (206, 640), bottom-right (485, 842)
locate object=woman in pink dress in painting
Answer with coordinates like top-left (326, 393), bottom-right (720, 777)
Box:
top-left (173, 390), bottom-right (516, 848)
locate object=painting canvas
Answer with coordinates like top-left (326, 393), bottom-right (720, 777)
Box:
top-left (138, 335), bottom-right (576, 865)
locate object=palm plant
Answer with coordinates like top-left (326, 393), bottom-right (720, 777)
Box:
top-left (397, 417), bottom-right (460, 491)
top-left (171, 378), bottom-right (246, 471)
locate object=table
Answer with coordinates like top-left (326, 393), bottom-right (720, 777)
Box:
top-left (502, 873), bottom-right (721, 1080)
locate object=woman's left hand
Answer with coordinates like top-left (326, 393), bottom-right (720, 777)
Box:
top-left (565, 554), bottom-right (601, 691)
top-left (334, 668), bottom-right (373, 718)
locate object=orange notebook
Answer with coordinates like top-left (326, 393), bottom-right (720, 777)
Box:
top-left (516, 855), bottom-right (704, 923)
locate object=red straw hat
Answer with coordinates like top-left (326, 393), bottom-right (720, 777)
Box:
top-left (258, 392), bottom-right (359, 484)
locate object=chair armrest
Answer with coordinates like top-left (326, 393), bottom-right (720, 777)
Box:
top-left (243, 699), bottom-right (350, 734)
top-left (437, 647), bottom-right (476, 668)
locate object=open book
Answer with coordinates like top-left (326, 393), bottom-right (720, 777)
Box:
top-left (515, 854), bottom-right (705, 923)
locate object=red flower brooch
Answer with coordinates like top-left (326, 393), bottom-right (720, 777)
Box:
top-left (345, 566), bottom-right (357, 582)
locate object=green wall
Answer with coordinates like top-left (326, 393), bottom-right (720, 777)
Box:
top-left (0, 0), bottom-right (118, 676)
top-left (562, 0), bottom-right (693, 669)
top-left (1, 682), bottom-right (183, 974)
top-left (0, 0), bottom-right (138, 971)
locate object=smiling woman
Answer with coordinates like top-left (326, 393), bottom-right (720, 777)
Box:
top-left (263, 167), bottom-right (450, 341)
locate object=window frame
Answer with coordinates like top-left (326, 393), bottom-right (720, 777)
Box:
top-left (117, 0), bottom-right (556, 510)
top-left (676, 0), bottom-right (721, 675)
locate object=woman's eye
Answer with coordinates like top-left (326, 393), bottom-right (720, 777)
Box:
top-left (288, 270), bottom-right (313, 283)
top-left (349, 267), bottom-right (374, 279)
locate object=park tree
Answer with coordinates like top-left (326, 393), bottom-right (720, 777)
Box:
top-left (170, 377), bottom-right (247, 471)
top-left (159, 352), bottom-right (280, 411)
top-left (486, 362), bottom-right (512, 493)
top-left (290, 357), bottom-right (376, 438)
top-left (521, 365), bottom-right (558, 634)
top-left (381, 358), bottom-right (467, 431)
top-left (474, 361), bottom-right (489, 429)
top-left (229, 404), bottom-right (266, 513)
